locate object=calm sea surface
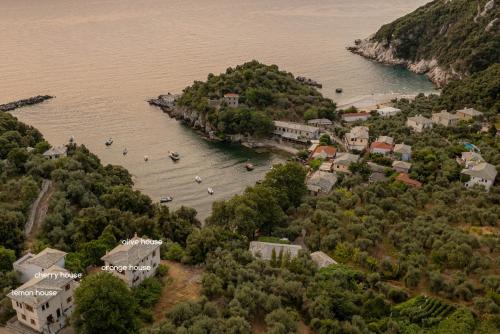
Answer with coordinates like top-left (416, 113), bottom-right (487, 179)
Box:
top-left (0, 0), bottom-right (434, 219)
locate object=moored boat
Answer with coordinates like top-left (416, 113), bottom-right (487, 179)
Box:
top-left (195, 176), bottom-right (202, 183)
top-left (144, 155), bottom-right (149, 162)
top-left (169, 151), bottom-right (180, 161)
top-left (245, 163), bottom-right (255, 171)
top-left (105, 138), bottom-right (113, 146)
top-left (336, 88), bottom-right (343, 93)
top-left (123, 148), bottom-right (128, 155)
top-left (207, 187), bottom-right (214, 195)
top-left (160, 196), bottom-right (173, 203)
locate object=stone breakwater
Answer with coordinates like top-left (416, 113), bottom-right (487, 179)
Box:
top-left (347, 39), bottom-right (458, 88)
top-left (0, 95), bottom-right (54, 112)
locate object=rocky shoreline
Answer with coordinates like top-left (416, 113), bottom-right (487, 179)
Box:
top-left (0, 95), bottom-right (54, 112)
top-left (347, 39), bottom-right (457, 88)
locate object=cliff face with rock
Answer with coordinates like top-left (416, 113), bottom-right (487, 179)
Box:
top-left (349, 0), bottom-right (499, 87)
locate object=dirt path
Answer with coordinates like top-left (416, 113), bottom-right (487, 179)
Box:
top-left (153, 260), bottom-right (203, 323)
top-left (25, 180), bottom-right (54, 250)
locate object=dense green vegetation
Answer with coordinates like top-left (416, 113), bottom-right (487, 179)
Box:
top-left (177, 60), bottom-right (337, 137)
top-left (373, 0), bottom-right (499, 76)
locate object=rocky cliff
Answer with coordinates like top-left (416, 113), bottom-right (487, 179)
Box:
top-left (349, 0), bottom-right (499, 87)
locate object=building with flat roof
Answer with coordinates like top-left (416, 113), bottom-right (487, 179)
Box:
top-left (223, 93), bottom-right (239, 108)
top-left (273, 121), bottom-right (320, 143)
top-left (341, 112), bottom-right (371, 123)
top-left (376, 106), bottom-right (401, 117)
top-left (249, 241), bottom-right (302, 261)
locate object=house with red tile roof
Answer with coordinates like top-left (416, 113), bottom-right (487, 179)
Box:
top-left (311, 145), bottom-right (337, 160)
top-left (370, 141), bottom-right (393, 155)
top-left (395, 173), bottom-right (422, 188)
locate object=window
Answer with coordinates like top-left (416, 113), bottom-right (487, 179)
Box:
top-left (152, 250), bottom-right (156, 257)
top-left (21, 314), bottom-right (26, 320)
top-left (65, 284), bottom-right (70, 291)
top-left (30, 319), bottom-right (36, 325)
top-left (67, 296), bottom-right (72, 303)
top-left (25, 305), bottom-right (34, 312)
top-left (42, 305), bottom-right (45, 311)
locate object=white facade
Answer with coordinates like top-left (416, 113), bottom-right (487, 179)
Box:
top-left (462, 162), bottom-right (497, 191)
top-left (273, 121), bottom-right (320, 142)
top-left (344, 126), bottom-right (369, 151)
top-left (8, 267), bottom-right (78, 334)
top-left (376, 107), bottom-right (401, 117)
top-left (101, 235), bottom-right (162, 287)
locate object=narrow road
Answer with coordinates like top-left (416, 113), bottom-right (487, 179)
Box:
top-left (25, 180), bottom-right (54, 249)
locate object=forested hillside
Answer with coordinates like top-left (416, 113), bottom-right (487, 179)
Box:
top-left (177, 60), bottom-right (337, 137)
top-left (350, 0), bottom-right (499, 86)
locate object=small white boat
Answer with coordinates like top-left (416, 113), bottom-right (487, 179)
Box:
top-left (69, 135), bottom-right (75, 143)
top-left (105, 138), bottom-right (113, 146)
top-left (169, 151), bottom-right (180, 161)
top-left (245, 163), bottom-right (255, 171)
top-left (160, 196), bottom-right (173, 203)
top-left (195, 176), bottom-right (202, 183)
top-left (207, 187), bottom-right (214, 195)
top-left (144, 155), bottom-right (149, 162)
top-left (123, 148), bottom-right (128, 155)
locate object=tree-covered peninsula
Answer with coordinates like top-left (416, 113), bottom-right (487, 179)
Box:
top-left (167, 60), bottom-right (337, 138)
top-left (349, 0), bottom-right (499, 87)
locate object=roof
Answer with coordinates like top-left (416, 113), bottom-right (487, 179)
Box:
top-left (377, 106), bottom-right (401, 114)
top-left (461, 162), bottom-right (498, 181)
top-left (370, 141), bottom-right (393, 151)
top-left (432, 110), bottom-right (459, 121)
top-left (307, 171), bottom-right (337, 193)
top-left (407, 115), bottom-right (432, 124)
top-left (394, 143), bottom-right (412, 155)
top-left (101, 235), bottom-right (161, 266)
top-left (224, 93), bottom-right (239, 97)
top-left (377, 136), bottom-right (394, 145)
top-left (319, 162), bottom-right (333, 172)
top-left (461, 151), bottom-right (484, 163)
top-left (457, 108), bottom-right (482, 117)
top-left (347, 126), bottom-right (369, 139)
top-left (307, 118), bottom-right (332, 125)
top-left (367, 162), bottom-right (387, 173)
top-left (310, 251), bottom-right (337, 268)
top-left (8, 266), bottom-right (74, 305)
top-left (15, 248), bottom-right (67, 270)
top-left (392, 160), bottom-right (412, 170)
top-left (43, 146), bottom-right (67, 157)
top-left (334, 152), bottom-right (359, 166)
top-left (249, 241), bottom-right (302, 260)
top-left (395, 173), bottom-right (422, 188)
top-left (312, 145), bottom-right (337, 158)
top-left (274, 121), bottom-right (319, 133)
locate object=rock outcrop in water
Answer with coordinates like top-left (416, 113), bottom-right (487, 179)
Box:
top-left (347, 40), bottom-right (456, 88)
top-left (348, 0), bottom-right (498, 88)
top-left (0, 95), bottom-right (54, 112)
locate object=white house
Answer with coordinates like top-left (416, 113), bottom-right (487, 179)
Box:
top-left (249, 241), bottom-right (302, 261)
top-left (307, 118), bottom-right (332, 129)
top-left (223, 93), bottom-right (239, 108)
top-left (273, 121), bottom-right (320, 143)
top-left (462, 162), bottom-right (497, 191)
top-left (376, 106), bottom-right (401, 117)
top-left (344, 126), bottom-right (369, 151)
top-left (7, 266), bottom-right (78, 334)
top-left (457, 108), bottom-right (483, 121)
top-left (406, 115), bottom-right (433, 133)
top-left (43, 146), bottom-right (67, 160)
top-left (101, 234), bottom-right (161, 287)
top-left (432, 111), bottom-right (460, 127)
top-left (393, 144), bottom-right (412, 161)
top-left (13, 248), bottom-right (67, 283)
